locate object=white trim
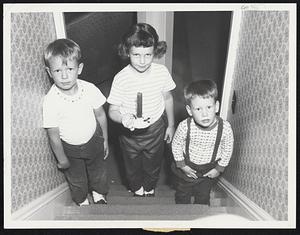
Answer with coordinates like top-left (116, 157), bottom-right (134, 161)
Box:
top-left (3, 7), bottom-right (12, 227)
top-left (288, 6), bottom-right (297, 228)
top-left (11, 183), bottom-right (69, 221)
top-left (218, 178), bottom-right (275, 221)
top-left (53, 12), bottom-right (66, 38)
top-left (220, 10), bottom-right (242, 120)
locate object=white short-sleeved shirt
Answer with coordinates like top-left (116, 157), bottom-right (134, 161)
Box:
top-left (43, 79), bottom-right (106, 145)
top-left (107, 63), bottom-right (176, 125)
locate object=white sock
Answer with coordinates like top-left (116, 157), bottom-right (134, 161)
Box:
top-left (144, 189), bottom-right (154, 194)
top-left (92, 191), bottom-right (106, 203)
top-left (134, 186), bottom-right (144, 195)
top-left (79, 198), bottom-right (89, 206)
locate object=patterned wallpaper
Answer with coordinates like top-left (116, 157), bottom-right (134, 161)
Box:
top-left (10, 13), bottom-right (65, 213)
top-left (223, 11), bottom-right (289, 220)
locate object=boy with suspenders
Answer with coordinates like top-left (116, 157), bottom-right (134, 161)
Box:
top-left (171, 80), bottom-right (234, 204)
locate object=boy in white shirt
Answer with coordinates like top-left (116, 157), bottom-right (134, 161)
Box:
top-left (42, 39), bottom-right (109, 205)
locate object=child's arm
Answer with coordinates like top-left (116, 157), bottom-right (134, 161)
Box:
top-left (163, 91), bottom-right (175, 143)
top-left (46, 127), bottom-right (70, 169)
top-left (108, 104), bottom-right (135, 130)
top-left (94, 106), bottom-right (109, 159)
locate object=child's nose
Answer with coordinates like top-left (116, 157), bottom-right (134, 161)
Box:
top-left (202, 110), bottom-right (208, 116)
top-left (62, 70), bottom-right (68, 79)
top-left (140, 56), bottom-right (145, 64)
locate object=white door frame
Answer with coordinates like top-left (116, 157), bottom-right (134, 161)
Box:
top-left (219, 10), bottom-right (242, 120)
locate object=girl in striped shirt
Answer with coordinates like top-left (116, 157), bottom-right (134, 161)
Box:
top-left (107, 23), bottom-right (176, 197)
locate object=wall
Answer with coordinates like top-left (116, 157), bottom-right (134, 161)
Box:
top-left (223, 11), bottom-right (289, 220)
top-left (11, 13), bottom-right (65, 213)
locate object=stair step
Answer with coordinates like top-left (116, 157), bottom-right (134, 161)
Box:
top-left (107, 195), bottom-right (174, 204)
top-left (56, 204), bottom-right (229, 220)
top-left (107, 184), bottom-right (227, 198)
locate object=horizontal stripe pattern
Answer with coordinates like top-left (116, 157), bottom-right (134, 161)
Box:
top-left (107, 63), bottom-right (176, 124)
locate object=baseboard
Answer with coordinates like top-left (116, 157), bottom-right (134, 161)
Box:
top-left (218, 178), bottom-right (275, 221)
top-left (11, 182), bottom-right (70, 220)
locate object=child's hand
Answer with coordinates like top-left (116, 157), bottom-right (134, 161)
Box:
top-left (181, 165), bottom-right (198, 179)
top-left (121, 113), bottom-right (135, 131)
top-left (57, 159), bottom-right (70, 170)
top-left (203, 168), bottom-right (220, 178)
top-left (164, 126), bottom-right (175, 144)
top-left (104, 140), bottom-right (109, 160)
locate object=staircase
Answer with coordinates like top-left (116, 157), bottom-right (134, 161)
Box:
top-left (55, 183), bottom-right (243, 220)
top-left (54, 147), bottom-right (252, 221)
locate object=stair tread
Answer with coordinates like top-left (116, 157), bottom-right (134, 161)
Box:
top-left (60, 204), bottom-right (228, 216)
top-left (55, 211), bottom-right (228, 220)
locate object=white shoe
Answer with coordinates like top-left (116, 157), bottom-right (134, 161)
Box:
top-left (79, 198), bottom-right (89, 206)
top-left (133, 186), bottom-right (144, 196)
top-left (144, 189), bottom-right (155, 197)
top-left (92, 191), bottom-right (107, 204)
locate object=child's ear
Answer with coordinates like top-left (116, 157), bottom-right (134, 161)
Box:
top-left (215, 100), bottom-right (220, 113)
top-left (45, 67), bottom-right (52, 78)
top-left (186, 105), bottom-right (192, 116)
top-left (78, 63), bottom-right (84, 75)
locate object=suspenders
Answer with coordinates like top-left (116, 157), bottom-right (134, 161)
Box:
top-left (171, 117), bottom-right (224, 183)
top-left (185, 117), bottom-right (223, 164)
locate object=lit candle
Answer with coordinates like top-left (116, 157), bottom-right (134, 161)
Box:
top-left (137, 92), bottom-right (142, 118)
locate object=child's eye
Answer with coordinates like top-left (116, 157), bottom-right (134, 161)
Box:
top-left (68, 68), bottom-right (74, 72)
top-left (53, 69), bottom-right (61, 73)
top-left (146, 54), bottom-right (152, 57)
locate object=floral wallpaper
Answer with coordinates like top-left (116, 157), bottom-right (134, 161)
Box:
top-left (223, 11), bottom-right (289, 220)
top-left (10, 13), bottom-right (65, 213)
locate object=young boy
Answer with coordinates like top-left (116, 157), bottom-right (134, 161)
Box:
top-left (42, 39), bottom-right (109, 206)
top-left (171, 80), bottom-right (234, 204)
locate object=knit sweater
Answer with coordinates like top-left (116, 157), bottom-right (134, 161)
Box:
top-left (171, 117), bottom-right (234, 172)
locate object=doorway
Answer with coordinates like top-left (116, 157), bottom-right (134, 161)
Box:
top-left (172, 11), bottom-right (232, 124)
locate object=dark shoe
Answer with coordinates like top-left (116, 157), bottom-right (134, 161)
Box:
top-left (94, 199), bottom-right (107, 204)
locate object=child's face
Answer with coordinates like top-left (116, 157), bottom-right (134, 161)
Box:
top-left (129, 46), bottom-right (154, 73)
top-left (186, 96), bottom-right (219, 128)
top-left (46, 56), bottom-right (83, 93)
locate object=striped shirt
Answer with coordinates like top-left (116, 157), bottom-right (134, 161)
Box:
top-left (172, 118), bottom-right (234, 171)
top-left (107, 63), bottom-right (176, 125)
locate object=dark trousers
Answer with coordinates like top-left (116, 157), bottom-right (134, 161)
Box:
top-left (61, 124), bottom-right (109, 204)
top-left (119, 117), bottom-right (165, 192)
top-left (174, 176), bottom-right (218, 205)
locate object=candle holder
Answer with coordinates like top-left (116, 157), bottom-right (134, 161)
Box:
top-left (134, 92), bottom-right (151, 129)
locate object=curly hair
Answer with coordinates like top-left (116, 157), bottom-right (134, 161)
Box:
top-left (118, 23), bottom-right (167, 59)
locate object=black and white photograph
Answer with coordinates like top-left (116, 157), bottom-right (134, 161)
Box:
top-left (3, 3), bottom-right (296, 229)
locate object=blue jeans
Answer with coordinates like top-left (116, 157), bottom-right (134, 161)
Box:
top-left (61, 124), bottom-right (109, 204)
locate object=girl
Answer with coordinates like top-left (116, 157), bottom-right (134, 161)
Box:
top-left (107, 23), bottom-right (176, 197)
